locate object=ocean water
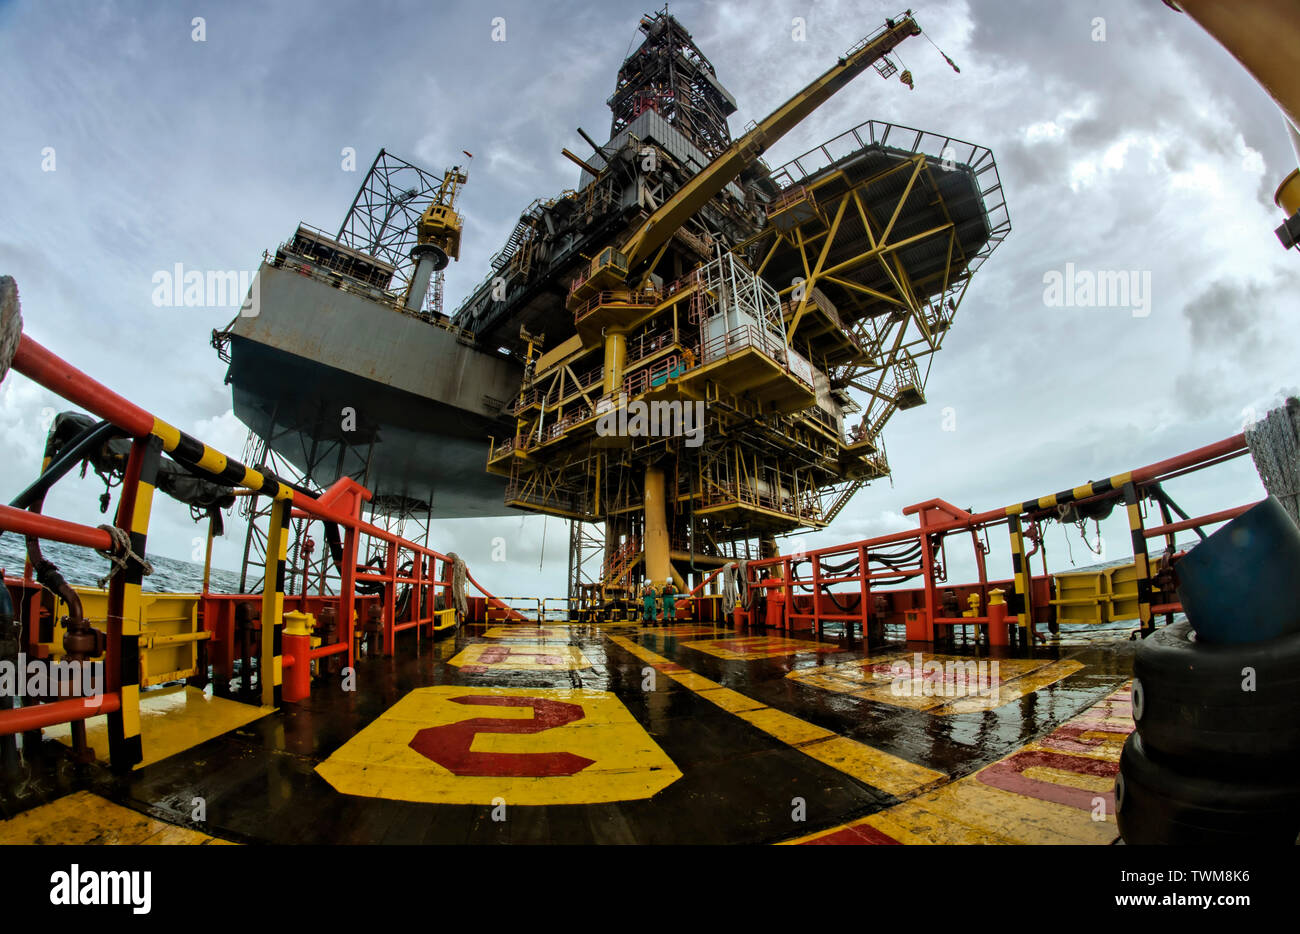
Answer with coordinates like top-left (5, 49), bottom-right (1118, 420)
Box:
top-left (0, 528), bottom-right (1194, 636)
top-left (0, 532), bottom-right (241, 594)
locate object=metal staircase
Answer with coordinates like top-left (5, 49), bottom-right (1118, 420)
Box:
top-left (601, 535), bottom-right (641, 592)
top-left (822, 480), bottom-right (864, 524)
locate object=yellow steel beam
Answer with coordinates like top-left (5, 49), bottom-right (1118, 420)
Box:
top-left (787, 194), bottom-right (849, 345)
top-left (821, 274), bottom-right (906, 307)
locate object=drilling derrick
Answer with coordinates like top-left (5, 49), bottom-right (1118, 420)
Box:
top-left (608, 12), bottom-right (737, 160)
top-left (468, 10), bottom-right (1008, 607)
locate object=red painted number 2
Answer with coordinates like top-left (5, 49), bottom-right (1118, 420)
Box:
top-left (409, 695), bottom-right (597, 777)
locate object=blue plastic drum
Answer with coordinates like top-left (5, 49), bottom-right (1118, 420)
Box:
top-left (1174, 496), bottom-right (1300, 644)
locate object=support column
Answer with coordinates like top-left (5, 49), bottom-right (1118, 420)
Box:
top-left (602, 329), bottom-right (627, 395)
top-left (644, 466), bottom-right (670, 586)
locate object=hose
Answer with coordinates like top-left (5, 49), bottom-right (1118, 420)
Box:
top-left (9, 419), bottom-right (122, 512)
top-left (320, 521), bottom-right (385, 595)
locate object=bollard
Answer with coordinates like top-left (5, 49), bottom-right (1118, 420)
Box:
top-left (987, 589), bottom-right (1009, 647)
top-left (282, 610), bottom-right (315, 703)
top-left (763, 579), bottom-right (785, 629)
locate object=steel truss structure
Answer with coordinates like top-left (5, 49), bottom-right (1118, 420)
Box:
top-left (336, 148), bottom-right (454, 316)
top-left (608, 9), bottom-right (737, 160)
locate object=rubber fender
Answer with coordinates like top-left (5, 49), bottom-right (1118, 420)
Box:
top-left (1116, 733), bottom-right (1300, 845)
top-left (1133, 620), bottom-right (1300, 769)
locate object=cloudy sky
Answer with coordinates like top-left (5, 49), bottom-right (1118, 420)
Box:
top-left (1, 0), bottom-right (1297, 599)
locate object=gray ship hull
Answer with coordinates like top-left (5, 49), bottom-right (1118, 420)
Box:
top-left (224, 262), bottom-right (523, 518)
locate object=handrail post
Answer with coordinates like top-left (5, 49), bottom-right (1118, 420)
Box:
top-left (260, 496), bottom-right (290, 708)
top-left (105, 435), bottom-right (161, 772)
top-left (341, 525), bottom-right (358, 671)
top-left (382, 542), bottom-right (397, 656)
top-left (858, 545), bottom-right (869, 642)
top-left (810, 552), bottom-right (821, 636)
top-left (1008, 514), bottom-right (1033, 648)
top-left (1123, 481), bottom-right (1155, 634)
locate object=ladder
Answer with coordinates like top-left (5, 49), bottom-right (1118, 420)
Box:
top-left (822, 480), bottom-right (864, 525)
top-left (601, 535), bottom-right (641, 591)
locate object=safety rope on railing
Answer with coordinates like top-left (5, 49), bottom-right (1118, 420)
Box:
top-left (1247, 397), bottom-right (1300, 525)
top-left (0, 276), bottom-right (23, 385)
top-left (95, 523), bottom-right (155, 588)
top-left (446, 552), bottom-right (468, 619)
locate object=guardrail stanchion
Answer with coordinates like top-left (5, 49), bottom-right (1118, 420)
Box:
top-left (104, 434), bottom-right (161, 772)
top-left (1124, 481), bottom-right (1155, 635)
top-left (260, 496), bottom-right (290, 708)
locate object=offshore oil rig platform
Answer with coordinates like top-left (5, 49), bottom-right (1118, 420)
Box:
top-left (212, 9), bottom-right (1006, 607)
top-left (2, 4), bottom-right (1299, 849)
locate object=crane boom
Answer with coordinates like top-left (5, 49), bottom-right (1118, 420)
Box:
top-left (617, 12), bottom-right (922, 271)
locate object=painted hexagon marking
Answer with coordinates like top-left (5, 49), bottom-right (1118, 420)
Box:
top-left (449, 642), bottom-right (592, 671)
top-left (315, 686), bottom-right (681, 805)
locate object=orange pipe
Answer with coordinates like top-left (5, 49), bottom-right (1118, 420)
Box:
top-left (0, 692), bottom-right (121, 735)
top-left (0, 504), bottom-right (115, 550)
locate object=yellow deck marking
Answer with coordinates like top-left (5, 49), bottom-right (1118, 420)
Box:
top-left (316, 686), bottom-right (681, 805)
top-left (788, 652), bottom-right (1082, 714)
top-left (449, 643), bottom-right (591, 671)
top-left (697, 686), bottom-right (767, 713)
top-left (783, 683), bottom-right (1132, 844)
top-left (609, 635), bottom-right (946, 796)
top-left (481, 626), bottom-right (571, 640)
top-left (798, 737), bottom-right (947, 798)
top-left (928, 659), bottom-right (1084, 714)
top-left (638, 624), bottom-right (733, 637)
top-left (45, 685), bottom-right (272, 769)
top-left (683, 635), bottom-right (842, 660)
top-left (667, 670), bottom-right (718, 693)
top-left (736, 707), bottom-right (837, 745)
top-left (1025, 731), bottom-right (1128, 762)
top-left (1021, 765), bottom-right (1114, 793)
top-left (906, 780), bottom-right (1117, 845)
top-left (784, 651), bottom-right (912, 694)
top-left (862, 801), bottom-right (1021, 845)
top-left (0, 791), bottom-right (235, 845)
top-left (778, 802), bottom-right (1019, 845)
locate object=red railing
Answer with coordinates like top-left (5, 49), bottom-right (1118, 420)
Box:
top-left (686, 432), bottom-right (1254, 644)
top-left (1, 332), bottom-right (515, 765)
top-left (622, 355), bottom-right (683, 397)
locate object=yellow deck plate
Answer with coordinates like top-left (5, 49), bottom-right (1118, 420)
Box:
top-left (0, 791), bottom-right (235, 845)
top-left (637, 624), bottom-right (733, 637)
top-left (782, 684), bottom-right (1133, 844)
top-left (682, 635), bottom-right (843, 660)
top-left (45, 685), bottom-right (273, 769)
top-left (448, 643), bottom-right (592, 671)
top-left (481, 626), bottom-right (572, 640)
top-left (316, 686), bottom-right (680, 805)
top-left (787, 652), bottom-right (1083, 714)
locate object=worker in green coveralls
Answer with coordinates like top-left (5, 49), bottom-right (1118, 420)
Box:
top-left (642, 582), bottom-right (658, 624)
top-left (662, 579), bottom-right (677, 623)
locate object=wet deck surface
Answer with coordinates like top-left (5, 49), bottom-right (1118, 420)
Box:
top-left (2, 620), bottom-right (1136, 844)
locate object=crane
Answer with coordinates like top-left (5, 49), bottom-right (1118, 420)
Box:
top-left (550, 11), bottom-right (926, 594)
top-left (403, 160), bottom-right (470, 316)
top-left (566, 12), bottom-right (923, 311)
